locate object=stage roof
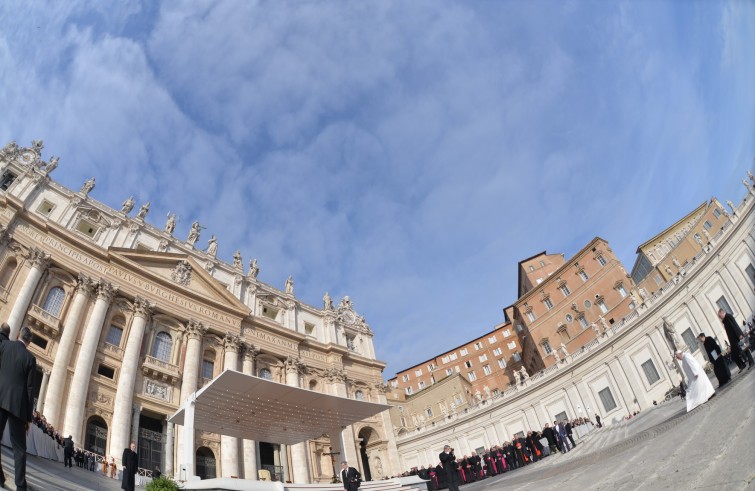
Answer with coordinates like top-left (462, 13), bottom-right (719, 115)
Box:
top-left (168, 370), bottom-right (391, 445)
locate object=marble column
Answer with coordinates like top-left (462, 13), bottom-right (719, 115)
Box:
top-left (7, 248), bottom-right (50, 339)
top-left (130, 405), bottom-right (142, 448)
top-left (286, 356), bottom-right (311, 483)
top-left (45, 274), bottom-right (94, 427)
top-left (177, 319), bottom-right (206, 478)
top-left (35, 368), bottom-right (51, 413)
top-left (241, 344), bottom-right (259, 480)
top-left (109, 298), bottom-right (152, 459)
top-left (327, 369), bottom-right (359, 469)
top-left (63, 281), bottom-right (118, 444)
top-left (373, 383), bottom-right (400, 478)
top-left (220, 334), bottom-right (241, 478)
top-left (165, 420), bottom-right (174, 477)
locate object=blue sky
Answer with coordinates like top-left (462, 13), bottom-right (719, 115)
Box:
top-left (1, 1), bottom-right (753, 376)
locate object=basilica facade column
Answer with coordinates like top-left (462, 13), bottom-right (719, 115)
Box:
top-left (165, 419), bottom-right (174, 477)
top-left (241, 344), bottom-right (259, 480)
top-left (35, 368), bottom-right (51, 414)
top-left (220, 334), bottom-right (241, 478)
top-left (373, 382), bottom-right (400, 477)
top-left (7, 247), bottom-right (50, 338)
top-left (109, 297), bottom-right (152, 459)
top-left (327, 368), bottom-right (359, 467)
top-left (177, 319), bottom-right (206, 478)
top-left (63, 280), bottom-right (118, 444)
top-left (45, 274), bottom-right (94, 427)
top-left (285, 356), bottom-right (311, 483)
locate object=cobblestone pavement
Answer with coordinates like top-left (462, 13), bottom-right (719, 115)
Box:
top-left (460, 366), bottom-right (755, 490)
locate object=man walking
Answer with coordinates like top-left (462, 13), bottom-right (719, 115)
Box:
top-left (0, 326), bottom-right (37, 490)
top-left (698, 333), bottom-right (730, 387)
top-left (63, 435), bottom-right (74, 467)
top-left (439, 445), bottom-right (460, 491)
top-left (340, 461), bottom-right (361, 491)
top-left (718, 308), bottom-right (754, 370)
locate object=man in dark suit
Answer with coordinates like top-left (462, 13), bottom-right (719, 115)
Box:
top-left (63, 435), bottom-right (74, 467)
top-left (340, 461), bottom-right (361, 491)
top-left (439, 445), bottom-right (459, 491)
top-left (718, 308), bottom-right (754, 370)
top-left (698, 332), bottom-right (731, 387)
top-left (121, 441), bottom-right (138, 491)
top-left (0, 326), bottom-right (37, 490)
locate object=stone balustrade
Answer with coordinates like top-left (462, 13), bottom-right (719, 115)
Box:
top-left (142, 355), bottom-right (180, 384)
top-left (28, 303), bottom-right (62, 336)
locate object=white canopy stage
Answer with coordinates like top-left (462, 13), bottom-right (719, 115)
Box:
top-left (169, 369), bottom-right (390, 484)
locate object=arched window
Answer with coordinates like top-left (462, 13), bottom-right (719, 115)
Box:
top-left (42, 286), bottom-right (66, 316)
top-left (259, 368), bottom-right (273, 380)
top-left (0, 258), bottom-right (17, 289)
top-left (354, 390), bottom-right (364, 401)
top-left (151, 332), bottom-right (173, 362)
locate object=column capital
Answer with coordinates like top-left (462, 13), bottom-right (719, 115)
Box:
top-left (42, 367), bottom-right (52, 376)
top-left (285, 355), bottom-right (306, 375)
top-left (185, 319), bottom-right (207, 341)
top-left (27, 247), bottom-right (51, 269)
top-left (223, 332), bottom-right (242, 353)
top-left (242, 343), bottom-right (260, 361)
top-left (374, 382), bottom-right (389, 394)
top-left (324, 367), bottom-right (346, 383)
top-left (75, 273), bottom-right (96, 297)
top-left (95, 281), bottom-right (119, 303)
top-left (132, 296), bottom-right (153, 319)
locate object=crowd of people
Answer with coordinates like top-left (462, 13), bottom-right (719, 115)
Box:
top-left (391, 416), bottom-right (596, 486)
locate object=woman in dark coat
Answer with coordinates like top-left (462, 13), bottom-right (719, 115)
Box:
top-left (121, 442), bottom-right (138, 491)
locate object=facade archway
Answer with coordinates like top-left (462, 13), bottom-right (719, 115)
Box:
top-left (357, 427), bottom-right (376, 481)
top-left (85, 416), bottom-right (108, 456)
top-left (196, 446), bottom-right (217, 480)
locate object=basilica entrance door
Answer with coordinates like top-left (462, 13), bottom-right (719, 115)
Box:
top-left (85, 416), bottom-right (108, 456)
top-left (137, 414), bottom-right (164, 473)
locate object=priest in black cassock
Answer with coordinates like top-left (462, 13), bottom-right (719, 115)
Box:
top-left (698, 333), bottom-right (730, 387)
top-left (121, 441), bottom-right (138, 491)
top-left (718, 308), bottom-right (754, 370)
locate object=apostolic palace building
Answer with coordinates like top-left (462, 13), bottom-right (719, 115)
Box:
top-left (1, 139), bottom-right (754, 483)
top-left (0, 140), bottom-right (400, 483)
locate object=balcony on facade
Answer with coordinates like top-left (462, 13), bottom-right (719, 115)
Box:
top-left (142, 354), bottom-right (180, 384)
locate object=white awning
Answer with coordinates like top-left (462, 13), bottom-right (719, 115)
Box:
top-left (168, 370), bottom-right (390, 445)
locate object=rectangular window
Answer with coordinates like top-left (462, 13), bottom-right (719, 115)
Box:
top-left (746, 264), bottom-right (755, 284)
top-left (598, 387), bottom-right (617, 412)
top-left (543, 297), bottom-right (554, 309)
top-left (597, 255), bottom-right (607, 266)
top-left (36, 200), bottom-right (55, 216)
top-left (681, 328), bottom-right (699, 353)
top-left (515, 324), bottom-right (524, 333)
top-left (716, 296), bottom-right (733, 316)
top-left (105, 326), bottom-right (123, 347)
top-left (97, 364), bottom-right (115, 379)
top-left (478, 354), bottom-right (488, 362)
top-left (75, 219), bottom-right (99, 238)
top-left (445, 368), bottom-right (453, 376)
top-left (578, 316), bottom-right (589, 328)
top-left (493, 347), bottom-right (502, 356)
top-left (415, 368), bottom-right (423, 377)
top-left (474, 342), bottom-right (483, 350)
top-left (402, 374), bottom-right (410, 382)
top-left (641, 359), bottom-right (661, 385)
top-left (704, 220), bottom-right (712, 230)
top-left (425, 407), bottom-right (433, 418)
top-left (460, 348), bottom-right (468, 356)
top-left (498, 358), bottom-right (506, 369)
top-left (261, 306), bottom-right (279, 320)
top-left (507, 341), bottom-right (517, 349)
top-left (578, 270), bottom-right (589, 282)
top-left (405, 387), bottom-right (413, 395)
top-left (31, 334), bottom-right (48, 350)
top-left (418, 381), bottom-right (426, 390)
top-left (597, 300), bottom-right (608, 314)
top-left (512, 352), bottom-right (521, 362)
top-left (428, 363), bottom-right (436, 370)
top-left (441, 356), bottom-right (450, 364)
top-left (488, 335), bottom-right (497, 343)
top-left (449, 353), bottom-right (458, 361)
top-left (654, 274), bottom-right (663, 286)
top-left (483, 365), bottom-right (492, 375)
top-left (617, 284), bottom-right (627, 297)
top-left (304, 322), bottom-right (316, 336)
top-left (0, 171), bottom-right (17, 191)
top-left (503, 329), bottom-right (512, 337)
top-left (713, 208), bottom-right (721, 218)
top-left (201, 360), bottom-right (214, 379)
top-left (560, 284), bottom-right (571, 297)
top-left (464, 360), bottom-right (473, 369)
top-left (526, 311), bottom-right (536, 322)
top-left (542, 341), bottom-right (552, 354)
top-left (468, 371), bottom-right (477, 382)
top-left (390, 380), bottom-right (398, 388)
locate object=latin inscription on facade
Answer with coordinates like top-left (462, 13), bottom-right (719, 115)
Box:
top-left (245, 327), bottom-right (297, 350)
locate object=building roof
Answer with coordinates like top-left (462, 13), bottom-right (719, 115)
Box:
top-left (169, 370), bottom-right (389, 445)
top-left (635, 200), bottom-right (709, 253)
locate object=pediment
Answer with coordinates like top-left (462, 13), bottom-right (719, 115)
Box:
top-left (107, 248), bottom-right (249, 317)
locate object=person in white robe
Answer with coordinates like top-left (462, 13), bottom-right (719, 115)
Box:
top-left (675, 350), bottom-right (715, 412)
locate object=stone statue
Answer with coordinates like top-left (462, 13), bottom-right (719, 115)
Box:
top-left (638, 288), bottom-right (648, 301)
top-left (339, 296), bottom-right (352, 310)
top-left (664, 264), bottom-right (673, 276)
top-left (45, 156), bottom-right (58, 173)
top-left (80, 177), bottom-right (95, 195)
top-left (164, 213), bottom-right (177, 234)
top-left (187, 221), bottom-right (202, 245)
top-left (702, 228), bottom-right (711, 241)
top-left (694, 234), bottom-right (703, 245)
top-left (373, 457), bottom-right (383, 479)
top-left (598, 316), bottom-right (609, 336)
top-left (559, 342), bottom-right (568, 357)
top-left (513, 370), bottom-right (521, 385)
top-left (552, 350), bottom-right (560, 363)
top-left (323, 292), bottom-right (334, 310)
top-left (519, 366), bottom-right (529, 381)
top-left (726, 200), bottom-right (736, 213)
top-left (248, 259), bottom-right (259, 279)
top-left (748, 170), bottom-right (755, 184)
top-left (121, 196), bottom-right (135, 214)
top-left (744, 178), bottom-right (751, 191)
top-left (672, 256), bottom-right (681, 269)
top-left (206, 235), bottom-right (218, 257)
top-left (285, 275), bottom-right (294, 294)
top-left (591, 322), bottom-right (600, 337)
top-left (136, 202), bottom-right (150, 219)
top-left (233, 251), bottom-right (243, 270)
top-left (662, 319), bottom-right (679, 351)
top-left (630, 291), bottom-right (639, 305)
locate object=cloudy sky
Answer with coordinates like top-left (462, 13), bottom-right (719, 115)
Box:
top-left (1, 1), bottom-right (753, 376)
